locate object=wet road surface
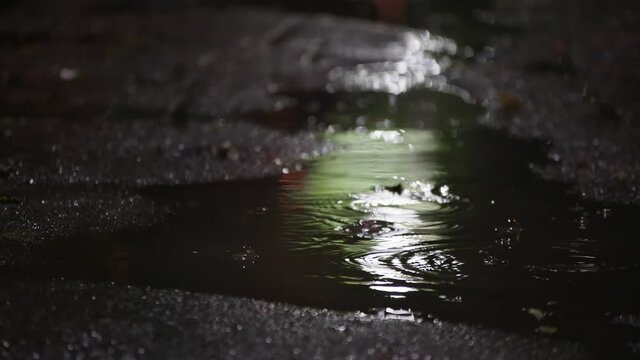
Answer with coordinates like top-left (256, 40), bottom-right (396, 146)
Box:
top-left (2, 0), bottom-right (640, 358)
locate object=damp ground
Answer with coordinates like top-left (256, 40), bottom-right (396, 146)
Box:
top-left (2, 0), bottom-right (640, 359)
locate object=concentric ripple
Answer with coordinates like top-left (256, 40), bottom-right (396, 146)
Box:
top-left (525, 237), bottom-right (636, 275)
top-left (279, 127), bottom-right (474, 297)
top-left (278, 119), bottom-right (639, 303)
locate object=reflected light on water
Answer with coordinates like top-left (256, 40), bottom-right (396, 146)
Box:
top-left (369, 129), bottom-right (405, 144)
top-left (348, 199), bottom-right (465, 295)
top-left (281, 126), bottom-right (467, 297)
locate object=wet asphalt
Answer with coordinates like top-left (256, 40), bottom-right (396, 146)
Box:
top-left (1, 0), bottom-right (639, 358)
top-left (0, 280), bottom-right (588, 360)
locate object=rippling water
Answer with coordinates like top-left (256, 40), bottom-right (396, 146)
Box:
top-left (280, 128), bottom-right (468, 296)
top-left (265, 90), bottom-right (640, 355)
top-left (275, 94), bottom-right (640, 307)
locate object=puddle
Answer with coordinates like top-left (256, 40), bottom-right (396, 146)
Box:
top-left (2, 89), bottom-right (640, 357)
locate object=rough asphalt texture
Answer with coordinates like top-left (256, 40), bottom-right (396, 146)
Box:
top-left (0, 117), bottom-right (325, 261)
top-left (0, 280), bottom-right (589, 360)
top-left (454, 0), bottom-right (640, 204)
top-left (0, 0), bottom-right (636, 358)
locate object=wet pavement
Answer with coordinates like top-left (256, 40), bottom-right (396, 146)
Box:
top-left (0, 280), bottom-right (588, 360)
top-left (455, 0), bottom-right (640, 204)
top-left (2, 0), bottom-right (640, 359)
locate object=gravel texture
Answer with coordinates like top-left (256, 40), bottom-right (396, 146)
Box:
top-left (0, 280), bottom-right (589, 360)
top-left (453, 0), bottom-right (640, 204)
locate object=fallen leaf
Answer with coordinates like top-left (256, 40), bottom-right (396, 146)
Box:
top-left (537, 325), bottom-right (558, 335)
top-left (527, 308), bottom-right (545, 321)
top-left (497, 93), bottom-right (523, 112)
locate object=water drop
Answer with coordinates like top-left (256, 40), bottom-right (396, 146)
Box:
top-left (230, 245), bottom-right (259, 269)
top-left (494, 218), bottom-right (523, 246)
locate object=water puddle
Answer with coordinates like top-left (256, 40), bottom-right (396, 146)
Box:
top-left (3, 89), bottom-right (640, 356)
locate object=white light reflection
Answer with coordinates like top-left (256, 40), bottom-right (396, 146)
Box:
top-left (369, 130), bottom-right (405, 144)
top-left (370, 285), bottom-right (417, 293)
top-left (350, 180), bottom-right (458, 209)
top-left (283, 128), bottom-right (467, 299)
top-left (328, 31), bottom-right (470, 97)
top-left (346, 184), bottom-right (463, 296)
top-left (380, 307), bottom-right (417, 321)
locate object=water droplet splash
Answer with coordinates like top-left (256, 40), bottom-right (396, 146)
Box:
top-left (230, 245), bottom-right (259, 269)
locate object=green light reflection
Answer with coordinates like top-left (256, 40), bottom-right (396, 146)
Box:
top-left (281, 127), bottom-right (465, 298)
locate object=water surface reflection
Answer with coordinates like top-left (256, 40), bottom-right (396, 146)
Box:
top-left (280, 128), bottom-right (467, 298)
